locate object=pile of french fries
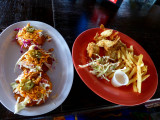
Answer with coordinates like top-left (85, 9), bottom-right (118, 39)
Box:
top-left (107, 45), bottom-right (150, 93)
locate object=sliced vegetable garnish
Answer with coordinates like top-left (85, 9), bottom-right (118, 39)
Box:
top-left (20, 79), bottom-right (34, 91)
top-left (29, 50), bottom-right (42, 58)
top-left (26, 26), bottom-right (35, 33)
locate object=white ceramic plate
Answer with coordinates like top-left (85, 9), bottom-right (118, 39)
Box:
top-left (0, 21), bottom-right (74, 116)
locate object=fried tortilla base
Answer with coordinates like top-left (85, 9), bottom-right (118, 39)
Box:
top-left (17, 35), bottom-right (46, 49)
top-left (21, 57), bottom-right (53, 72)
top-left (14, 73), bottom-right (52, 106)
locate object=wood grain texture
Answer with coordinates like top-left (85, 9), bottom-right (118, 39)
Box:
top-left (0, 0), bottom-right (54, 31)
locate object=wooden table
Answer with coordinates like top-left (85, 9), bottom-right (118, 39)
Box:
top-left (0, 0), bottom-right (160, 119)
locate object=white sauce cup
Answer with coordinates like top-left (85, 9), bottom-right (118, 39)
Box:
top-left (111, 70), bottom-right (129, 87)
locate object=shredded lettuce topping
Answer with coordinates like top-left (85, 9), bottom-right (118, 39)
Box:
top-left (79, 54), bottom-right (119, 81)
top-left (14, 96), bottom-right (30, 114)
top-left (10, 82), bottom-right (19, 90)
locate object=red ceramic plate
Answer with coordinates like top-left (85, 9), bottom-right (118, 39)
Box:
top-left (72, 28), bottom-right (158, 106)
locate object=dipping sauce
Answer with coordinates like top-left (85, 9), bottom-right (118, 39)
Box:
top-left (111, 70), bottom-right (129, 87)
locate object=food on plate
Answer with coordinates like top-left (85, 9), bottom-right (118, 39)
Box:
top-left (79, 54), bottom-right (119, 81)
top-left (87, 42), bottom-right (100, 58)
top-left (10, 23), bottom-right (56, 114)
top-left (15, 45), bottom-right (53, 72)
top-left (111, 70), bottom-right (129, 87)
top-left (10, 70), bottom-right (52, 113)
top-left (79, 24), bottom-right (150, 93)
top-left (15, 23), bottom-right (46, 49)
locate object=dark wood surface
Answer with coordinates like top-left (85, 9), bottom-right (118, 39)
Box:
top-left (0, 0), bottom-right (160, 119)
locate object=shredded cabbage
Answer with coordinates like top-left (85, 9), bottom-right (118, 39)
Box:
top-left (20, 40), bottom-right (32, 53)
top-left (79, 54), bottom-right (119, 81)
top-left (14, 96), bottom-right (30, 114)
top-left (23, 40), bottom-right (31, 48)
top-left (10, 82), bottom-right (18, 90)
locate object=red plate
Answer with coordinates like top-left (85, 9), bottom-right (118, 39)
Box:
top-left (72, 28), bottom-right (158, 106)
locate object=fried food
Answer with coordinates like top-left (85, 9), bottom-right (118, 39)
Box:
top-left (87, 42), bottom-right (100, 58)
top-left (11, 24), bottom-right (55, 114)
top-left (15, 45), bottom-right (53, 72)
top-left (96, 39), bottom-right (119, 51)
top-left (105, 40), bottom-right (126, 60)
top-left (116, 45), bottom-right (149, 93)
top-left (83, 24), bottom-right (150, 93)
top-left (100, 29), bottom-right (113, 38)
top-left (16, 23), bottom-right (45, 49)
top-left (11, 70), bottom-right (52, 113)
top-left (136, 54), bottom-right (143, 93)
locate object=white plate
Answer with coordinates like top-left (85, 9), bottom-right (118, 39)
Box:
top-left (0, 21), bottom-right (74, 116)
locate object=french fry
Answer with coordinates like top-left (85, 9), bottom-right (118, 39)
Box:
top-left (134, 55), bottom-right (139, 61)
top-left (122, 67), bottom-right (130, 73)
top-left (141, 65), bottom-right (147, 73)
top-left (133, 82), bottom-right (138, 92)
top-left (114, 35), bottom-right (120, 41)
top-left (121, 47), bottom-right (126, 57)
top-left (116, 61), bottom-right (125, 70)
top-left (121, 55), bottom-right (130, 68)
top-left (127, 75), bottom-right (137, 85)
top-left (115, 40), bottom-right (148, 93)
top-left (106, 71), bottom-right (113, 77)
top-left (126, 52), bottom-right (134, 65)
top-left (128, 45), bottom-right (133, 54)
top-left (128, 74), bottom-right (149, 86)
top-left (117, 59), bottom-right (122, 65)
top-left (142, 71), bottom-right (147, 76)
top-left (108, 73), bottom-right (114, 79)
top-left (141, 66), bottom-right (147, 76)
top-left (137, 69), bottom-right (142, 93)
top-left (125, 60), bottom-right (132, 68)
top-left (142, 74), bottom-right (150, 82)
top-left (117, 50), bottom-right (121, 59)
top-left (130, 54), bottom-right (137, 65)
top-left (128, 66), bottom-right (137, 79)
top-left (136, 54), bottom-right (143, 93)
top-left (126, 71), bottom-right (131, 77)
